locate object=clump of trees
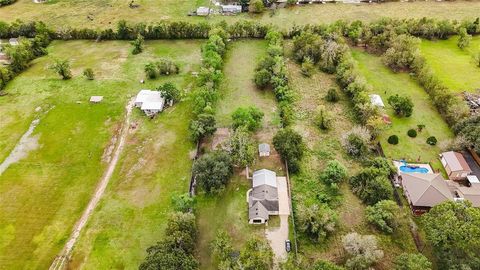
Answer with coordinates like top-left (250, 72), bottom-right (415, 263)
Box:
top-left (144, 58), bottom-right (179, 79)
top-left (383, 34), bottom-right (420, 71)
top-left (231, 106), bottom-right (264, 132)
top-left (131, 34), bottom-right (144, 54)
top-left (192, 150), bottom-right (233, 193)
top-left (423, 201), bottom-right (480, 269)
top-left (228, 128), bottom-right (256, 167)
top-left (365, 200), bottom-right (400, 234)
top-left (273, 128), bottom-right (305, 173)
top-left (342, 232), bottom-right (384, 270)
top-left (139, 212), bottom-right (199, 269)
top-left (157, 82), bottom-right (180, 104)
top-left (349, 159), bottom-right (394, 205)
top-left (49, 58), bottom-right (72, 80)
top-left (189, 113), bottom-right (217, 142)
top-left (297, 203), bottom-right (338, 242)
top-left (453, 115), bottom-right (480, 152)
top-left (387, 94), bottom-right (414, 117)
top-left (394, 253), bottom-right (432, 270)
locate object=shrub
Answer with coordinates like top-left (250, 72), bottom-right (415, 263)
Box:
top-left (315, 105), bottom-right (333, 130)
top-left (49, 58), bottom-right (72, 80)
top-left (350, 167), bottom-right (393, 205)
top-left (341, 126), bottom-right (372, 158)
top-left (231, 106), bottom-right (264, 132)
top-left (300, 56), bottom-right (315, 77)
top-left (387, 94), bottom-right (414, 117)
top-left (171, 193), bottom-right (196, 213)
top-left (365, 200), bottom-right (400, 234)
top-left (144, 63), bottom-right (157, 79)
top-left (273, 128), bottom-right (305, 173)
top-left (131, 34), bottom-right (144, 55)
top-left (382, 34), bottom-right (420, 71)
top-left (83, 68), bottom-right (94, 80)
top-left (189, 113), bottom-right (217, 141)
top-left (320, 160), bottom-right (348, 186)
top-left (394, 253), bottom-right (432, 270)
top-left (254, 68), bottom-right (271, 89)
top-left (249, 0), bottom-right (264, 13)
top-left (228, 128), bottom-right (256, 167)
top-left (192, 151), bottom-right (233, 193)
top-left (157, 82), bottom-right (180, 104)
top-left (407, 129), bottom-right (417, 138)
top-left (325, 88), bottom-right (339, 102)
top-left (297, 203), bottom-right (338, 242)
top-left (426, 136), bottom-right (437, 145)
top-left (156, 58), bottom-right (179, 75)
top-left (457, 27), bottom-right (472, 50)
top-left (342, 233), bottom-right (383, 270)
top-left (388, 135), bottom-right (399, 145)
top-left (239, 236), bottom-right (274, 270)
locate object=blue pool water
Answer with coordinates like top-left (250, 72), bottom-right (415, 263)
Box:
top-left (399, 165), bottom-right (429, 173)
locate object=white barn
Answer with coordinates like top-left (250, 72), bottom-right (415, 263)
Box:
top-left (221, 5), bottom-right (242, 14)
top-left (135, 90), bottom-right (165, 117)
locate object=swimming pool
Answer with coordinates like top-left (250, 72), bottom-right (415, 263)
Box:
top-left (399, 165), bottom-right (429, 174)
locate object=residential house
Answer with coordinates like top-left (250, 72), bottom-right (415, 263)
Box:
top-left (248, 169), bottom-right (279, 224)
top-left (440, 151), bottom-right (472, 180)
top-left (134, 90), bottom-right (165, 117)
top-left (401, 173), bottom-right (453, 215)
top-left (258, 143), bottom-right (270, 157)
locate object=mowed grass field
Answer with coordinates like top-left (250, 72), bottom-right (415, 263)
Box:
top-left (0, 39), bottom-right (202, 269)
top-left (420, 36), bottom-right (480, 93)
top-left (1, 0), bottom-right (480, 29)
top-left (286, 49), bottom-right (418, 269)
top-left (352, 49), bottom-right (453, 171)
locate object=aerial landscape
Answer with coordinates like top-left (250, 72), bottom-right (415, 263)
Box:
top-left (0, 0), bottom-right (480, 270)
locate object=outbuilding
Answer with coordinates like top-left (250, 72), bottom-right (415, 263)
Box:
top-left (89, 96), bottom-right (103, 103)
top-left (196, 7), bottom-right (211, 16)
top-left (258, 143), bottom-right (270, 157)
top-left (9, 38), bottom-right (19, 46)
top-left (440, 151), bottom-right (472, 180)
top-left (369, 94), bottom-right (385, 107)
top-left (220, 5), bottom-right (242, 14)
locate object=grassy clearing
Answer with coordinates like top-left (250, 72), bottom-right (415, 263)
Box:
top-left (420, 36), bottom-right (480, 93)
top-left (286, 49), bottom-right (417, 269)
top-left (0, 39), bottom-right (202, 269)
top-left (1, 1), bottom-right (480, 29)
top-left (351, 48), bottom-right (454, 172)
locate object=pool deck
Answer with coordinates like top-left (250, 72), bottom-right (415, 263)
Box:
top-left (393, 160), bottom-right (434, 174)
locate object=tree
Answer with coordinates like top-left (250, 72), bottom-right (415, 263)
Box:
top-left (131, 34), bottom-right (144, 54)
top-left (4, 39), bottom-right (34, 73)
top-left (453, 115), bottom-right (480, 152)
top-left (297, 203), bottom-right (338, 242)
top-left (211, 230), bottom-right (236, 268)
top-left (145, 63), bottom-right (157, 79)
top-left (239, 236), bottom-right (274, 270)
top-left (457, 27), bottom-right (472, 50)
top-left (350, 167), bottom-right (393, 205)
top-left (228, 128), bottom-right (256, 167)
top-left (315, 105), bottom-right (334, 130)
top-left (426, 136), bottom-right (437, 146)
top-left (407, 129), bottom-right (417, 138)
top-left (192, 151), bottom-right (233, 193)
top-left (422, 201), bottom-right (480, 269)
top-left (49, 58), bottom-right (72, 80)
top-left (254, 68), bottom-right (271, 89)
top-left (342, 233), bottom-right (384, 270)
top-left (83, 68), bottom-right (94, 80)
top-left (158, 82), bottom-right (180, 104)
top-left (301, 56), bottom-right (315, 77)
top-left (365, 200), bottom-right (399, 234)
top-left (383, 34), bottom-right (420, 71)
top-left (189, 113), bottom-right (217, 141)
top-left (387, 94), bottom-right (414, 117)
top-left (249, 0), bottom-right (264, 13)
top-left (341, 126), bottom-right (372, 158)
top-left (394, 253), bottom-right (432, 270)
top-left (319, 160), bottom-right (348, 186)
top-left (325, 88), bottom-right (339, 102)
top-left (273, 128), bottom-right (305, 173)
top-left (171, 193), bottom-right (196, 213)
top-left (231, 106), bottom-right (264, 132)
top-left (388, 135), bottom-right (399, 145)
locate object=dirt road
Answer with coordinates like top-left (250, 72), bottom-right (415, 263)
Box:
top-left (49, 99), bottom-right (134, 270)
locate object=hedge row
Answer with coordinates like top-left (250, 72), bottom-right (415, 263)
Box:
top-left (0, 0), bottom-right (16, 7)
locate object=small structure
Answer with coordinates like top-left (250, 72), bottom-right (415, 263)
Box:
top-left (134, 89), bottom-right (165, 117)
top-left (196, 7), bottom-right (211, 16)
top-left (9, 38), bottom-right (19, 46)
top-left (258, 143), bottom-right (270, 157)
top-left (248, 169), bottom-right (279, 224)
top-left (220, 5), bottom-right (242, 14)
top-left (401, 173), bottom-right (453, 215)
top-left (382, 114), bottom-right (391, 124)
top-left (369, 94), bottom-right (385, 107)
top-left (449, 175), bottom-right (480, 207)
top-left (89, 96), bottom-right (103, 103)
top-left (440, 151), bottom-right (472, 180)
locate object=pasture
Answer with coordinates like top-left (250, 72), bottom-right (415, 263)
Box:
top-left (352, 49), bottom-right (454, 172)
top-left (0, 1), bottom-right (480, 30)
top-left (0, 39), bottom-right (202, 269)
top-left (420, 36), bottom-right (480, 93)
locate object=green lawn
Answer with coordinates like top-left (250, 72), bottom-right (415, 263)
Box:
top-left (215, 40), bottom-right (279, 127)
top-left (286, 53), bottom-right (418, 269)
top-left (0, 39), bottom-right (202, 269)
top-left (420, 36), bottom-right (480, 93)
top-left (352, 49), bottom-right (454, 171)
top-left (1, 1), bottom-right (480, 30)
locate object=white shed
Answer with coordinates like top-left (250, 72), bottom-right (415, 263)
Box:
top-left (89, 96), bottom-right (103, 103)
top-left (196, 7), bottom-right (211, 16)
top-left (258, 143), bottom-right (270, 157)
top-left (369, 94), bottom-right (385, 107)
top-left (221, 5), bottom-right (242, 14)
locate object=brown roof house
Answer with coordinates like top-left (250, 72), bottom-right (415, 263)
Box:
top-left (401, 173), bottom-right (453, 215)
top-left (440, 151), bottom-right (472, 180)
top-left (247, 169), bottom-right (279, 224)
top-left (448, 175), bottom-right (480, 207)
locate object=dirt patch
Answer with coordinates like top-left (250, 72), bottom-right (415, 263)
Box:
top-left (0, 119), bottom-right (40, 176)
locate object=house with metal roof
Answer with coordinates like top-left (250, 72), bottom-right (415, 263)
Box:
top-left (440, 151), bottom-right (472, 180)
top-left (248, 169), bottom-right (279, 224)
top-left (220, 5), bottom-right (242, 14)
top-left (134, 90), bottom-right (165, 117)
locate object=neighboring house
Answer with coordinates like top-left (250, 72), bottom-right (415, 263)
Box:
top-left (220, 5), bottom-right (242, 14)
top-left (134, 89), bottom-right (165, 117)
top-left (401, 173), bottom-right (453, 215)
top-left (448, 175), bottom-right (480, 207)
top-left (369, 94), bottom-right (385, 107)
top-left (440, 151), bottom-right (472, 180)
top-left (258, 143), bottom-right (270, 157)
top-left (9, 38), bottom-right (19, 46)
top-left (248, 169), bottom-right (279, 224)
top-left (196, 7), bottom-right (211, 16)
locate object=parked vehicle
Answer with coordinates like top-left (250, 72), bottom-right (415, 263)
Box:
top-left (285, 240), bottom-right (291, 252)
